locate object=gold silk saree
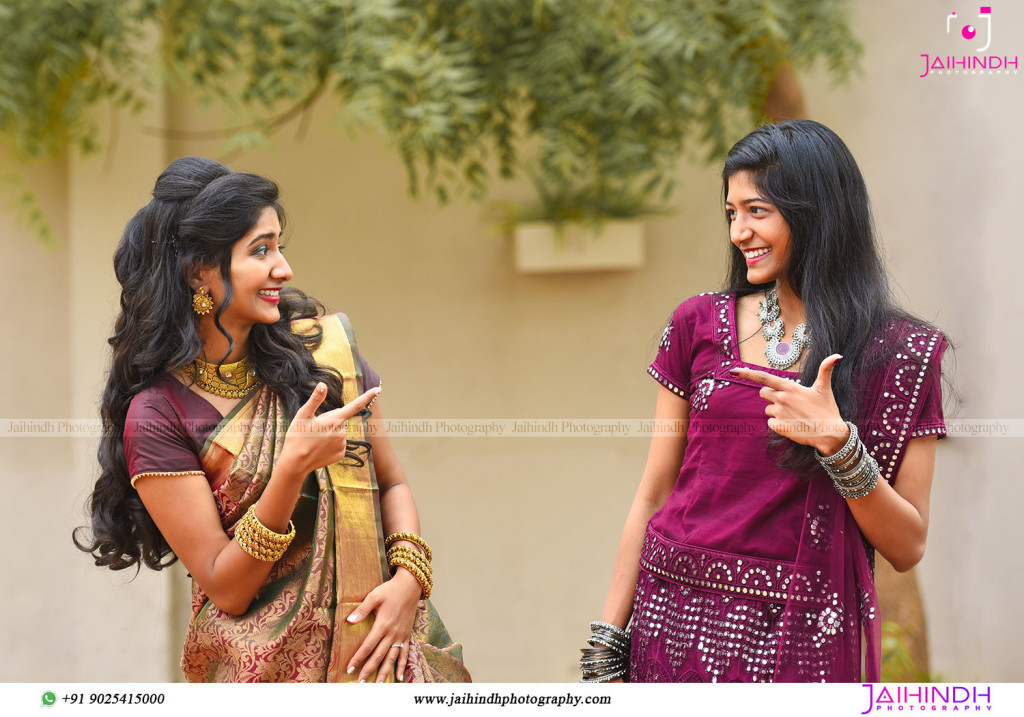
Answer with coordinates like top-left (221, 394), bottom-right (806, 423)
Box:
top-left (180, 314), bottom-right (469, 683)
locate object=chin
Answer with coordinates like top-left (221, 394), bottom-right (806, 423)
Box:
top-left (746, 273), bottom-right (775, 286)
top-left (255, 308), bottom-right (281, 324)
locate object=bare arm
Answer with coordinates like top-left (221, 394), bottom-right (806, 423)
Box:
top-left (600, 385), bottom-right (690, 627)
top-left (841, 436), bottom-right (935, 571)
top-left (370, 399), bottom-right (421, 540)
top-left (135, 384), bottom-right (380, 615)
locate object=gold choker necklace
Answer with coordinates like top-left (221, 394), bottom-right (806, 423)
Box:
top-left (182, 356), bottom-right (262, 399)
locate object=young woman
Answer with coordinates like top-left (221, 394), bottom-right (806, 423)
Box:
top-left (76, 156), bottom-right (470, 684)
top-left (582, 121), bottom-right (947, 683)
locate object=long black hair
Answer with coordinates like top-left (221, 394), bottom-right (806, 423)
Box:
top-left (722, 120), bottom-right (941, 475)
top-left (75, 156), bottom-right (366, 572)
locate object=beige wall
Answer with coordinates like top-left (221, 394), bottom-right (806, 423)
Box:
top-left (1, 0), bottom-right (1020, 683)
top-left (803, 0), bottom-right (1024, 682)
top-left (1, 150), bottom-right (75, 680)
top-left (1, 82), bottom-right (181, 682)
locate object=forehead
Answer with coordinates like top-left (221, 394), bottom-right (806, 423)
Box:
top-left (725, 171), bottom-right (763, 202)
top-left (234, 207), bottom-right (281, 245)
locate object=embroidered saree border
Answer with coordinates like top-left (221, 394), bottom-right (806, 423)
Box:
top-left (305, 315), bottom-right (390, 681)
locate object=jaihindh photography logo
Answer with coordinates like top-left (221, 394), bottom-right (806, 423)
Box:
top-left (920, 5), bottom-right (1018, 77)
top-left (860, 684), bottom-right (994, 713)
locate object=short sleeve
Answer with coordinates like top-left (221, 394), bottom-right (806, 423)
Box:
top-left (909, 334), bottom-right (948, 440)
top-left (358, 353), bottom-right (381, 391)
top-left (123, 391), bottom-right (204, 485)
top-left (866, 325), bottom-right (948, 484)
top-left (647, 301), bottom-right (695, 400)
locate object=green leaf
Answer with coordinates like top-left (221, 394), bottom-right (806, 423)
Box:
top-left (1, 0), bottom-right (861, 237)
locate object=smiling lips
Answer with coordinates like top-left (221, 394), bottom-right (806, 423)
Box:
top-left (743, 247), bottom-right (772, 265)
top-left (257, 288), bottom-right (281, 304)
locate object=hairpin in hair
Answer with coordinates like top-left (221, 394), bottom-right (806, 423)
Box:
top-left (150, 232), bottom-right (179, 250)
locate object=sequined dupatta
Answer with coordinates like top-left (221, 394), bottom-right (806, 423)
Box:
top-left (774, 325), bottom-right (946, 683)
top-left (772, 477), bottom-right (879, 682)
top-left (181, 314), bottom-right (469, 683)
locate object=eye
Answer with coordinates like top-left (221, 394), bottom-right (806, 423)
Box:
top-left (725, 208), bottom-right (736, 221)
top-left (253, 245), bottom-right (269, 257)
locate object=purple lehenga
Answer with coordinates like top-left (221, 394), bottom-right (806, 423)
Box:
top-left (632, 292), bottom-right (945, 683)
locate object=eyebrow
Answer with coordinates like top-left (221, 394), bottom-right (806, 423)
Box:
top-left (247, 232), bottom-right (281, 246)
top-left (724, 197), bottom-right (770, 207)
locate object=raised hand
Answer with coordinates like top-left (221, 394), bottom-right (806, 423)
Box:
top-left (279, 383), bottom-right (381, 476)
top-left (729, 354), bottom-right (849, 455)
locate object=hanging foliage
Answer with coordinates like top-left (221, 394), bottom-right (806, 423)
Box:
top-left (0, 0), bottom-right (860, 224)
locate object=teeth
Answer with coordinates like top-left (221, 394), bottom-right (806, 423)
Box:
top-left (745, 248), bottom-right (770, 257)
top-left (258, 290), bottom-right (279, 296)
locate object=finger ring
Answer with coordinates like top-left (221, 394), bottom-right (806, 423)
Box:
top-left (391, 643), bottom-right (404, 649)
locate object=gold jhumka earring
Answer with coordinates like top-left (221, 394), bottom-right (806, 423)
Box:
top-left (192, 286), bottom-right (214, 316)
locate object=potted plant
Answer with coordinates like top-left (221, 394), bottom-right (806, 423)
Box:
top-left (493, 188), bottom-right (668, 273)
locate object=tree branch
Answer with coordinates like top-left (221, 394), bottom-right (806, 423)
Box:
top-left (139, 78), bottom-right (329, 141)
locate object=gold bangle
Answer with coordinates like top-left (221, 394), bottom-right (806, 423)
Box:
top-left (387, 544), bottom-right (433, 598)
top-left (387, 545), bottom-right (431, 577)
top-left (245, 503), bottom-right (296, 545)
top-left (236, 528), bottom-right (287, 562)
top-left (388, 554), bottom-right (433, 599)
top-left (385, 532), bottom-right (433, 598)
top-left (384, 532), bottom-right (432, 562)
top-left (234, 503), bottom-right (295, 562)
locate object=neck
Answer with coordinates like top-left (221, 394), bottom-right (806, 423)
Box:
top-left (197, 319), bottom-right (250, 364)
top-left (773, 280), bottom-right (805, 325)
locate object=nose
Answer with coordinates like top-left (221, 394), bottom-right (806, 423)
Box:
top-left (730, 214), bottom-right (753, 245)
top-left (273, 253), bottom-right (293, 282)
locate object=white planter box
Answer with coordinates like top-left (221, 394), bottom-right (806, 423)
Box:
top-left (512, 220), bottom-right (645, 273)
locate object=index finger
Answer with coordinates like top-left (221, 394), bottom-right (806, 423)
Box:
top-left (320, 387), bottom-right (381, 421)
top-left (728, 366), bottom-right (791, 390)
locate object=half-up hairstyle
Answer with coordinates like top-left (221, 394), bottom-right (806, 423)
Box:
top-left (75, 157), bottom-right (367, 572)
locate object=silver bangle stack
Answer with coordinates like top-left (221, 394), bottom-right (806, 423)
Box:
top-left (814, 421), bottom-right (880, 499)
top-left (579, 621), bottom-right (630, 683)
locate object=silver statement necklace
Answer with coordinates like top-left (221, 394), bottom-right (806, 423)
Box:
top-left (757, 288), bottom-right (810, 371)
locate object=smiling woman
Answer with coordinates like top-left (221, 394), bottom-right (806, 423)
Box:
top-left (73, 157), bottom-right (470, 684)
top-left (586, 121), bottom-right (949, 684)
top-left (190, 206), bottom-right (292, 366)
top-left (725, 171), bottom-right (792, 289)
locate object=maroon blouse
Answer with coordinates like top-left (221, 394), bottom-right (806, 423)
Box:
top-left (124, 357), bottom-right (379, 482)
